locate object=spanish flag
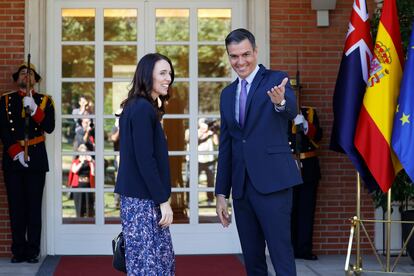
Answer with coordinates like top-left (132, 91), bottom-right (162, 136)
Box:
top-left (354, 0), bottom-right (404, 193)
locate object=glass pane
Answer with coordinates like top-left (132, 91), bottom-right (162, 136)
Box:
top-left (62, 82), bottom-right (95, 115)
top-left (104, 46), bottom-right (137, 78)
top-left (62, 118), bottom-right (96, 152)
top-left (199, 82), bottom-right (228, 114)
top-left (62, 119), bottom-right (77, 151)
top-left (64, 153), bottom-right (95, 187)
top-left (163, 119), bottom-right (188, 151)
top-left (198, 9), bottom-right (231, 41)
top-left (156, 9), bottom-right (189, 41)
top-left (198, 155), bottom-right (218, 189)
top-left (62, 9), bottom-right (95, 41)
top-left (62, 192), bottom-right (95, 224)
top-left (75, 118), bottom-right (96, 151)
top-left (104, 192), bottom-right (121, 224)
top-left (198, 45), bottom-right (230, 78)
top-left (199, 192), bottom-right (229, 224)
top-left (62, 45), bottom-right (95, 78)
top-left (104, 82), bottom-right (129, 115)
top-left (170, 192), bottom-right (189, 224)
top-left (104, 118), bottom-right (120, 152)
top-left (169, 156), bottom-right (189, 188)
top-left (62, 118), bottom-right (76, 149)
top-left (104, 9), bottom-right (137, 41)
top-left (62, 155), bottom-right (72, 187)
top-left (62, 150), bottom-right (96, 224)
top-left (198, 119), bottom-right (219, 150)
top-left (104, 155), bottom-right (118, 188)
top-left (166, 82), bottom-right (188, 114)
top-left (156, 45), bottom-right (189, 78)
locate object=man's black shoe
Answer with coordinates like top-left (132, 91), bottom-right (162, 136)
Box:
top-left (26, 256), bottom-right (39, 263)
top-left (11, 256), bottom-right (25, 263)
top-left (303, 254), bottom-right (318, 260)
top-left (295, 254), bottom-right (318, 261)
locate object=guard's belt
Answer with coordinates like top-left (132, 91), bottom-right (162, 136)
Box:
top-left (299, 151), bottom-right (317, 159)
top-left (18, 135), bottom-right (45, 146)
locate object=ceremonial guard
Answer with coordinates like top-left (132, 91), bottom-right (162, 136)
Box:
top-left (290, 106), bottom-right (322, 260)
top-left (0, 63), bottom-right (55, 263)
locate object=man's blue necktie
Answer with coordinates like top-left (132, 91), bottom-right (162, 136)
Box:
top-left (239, 79), bottom-right (248, 127)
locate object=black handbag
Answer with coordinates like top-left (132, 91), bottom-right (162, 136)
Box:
top-left (112, 232), bottom-right (127, 273)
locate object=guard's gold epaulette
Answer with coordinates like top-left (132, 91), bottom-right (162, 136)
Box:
top-left (43, 93), bottom-right (54, 100)
top-left (302, 106), bottom-right (314, 124)
top-left (1, 90), bottom-right (17, 97)
top-left (39, 93), bottom-right (55, 108)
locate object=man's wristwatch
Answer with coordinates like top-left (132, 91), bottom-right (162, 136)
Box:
top-left (276, 99), bottom-right (286, 107)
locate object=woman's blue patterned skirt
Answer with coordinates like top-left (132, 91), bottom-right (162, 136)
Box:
top-left (120, 196), bottom-right (175, 276)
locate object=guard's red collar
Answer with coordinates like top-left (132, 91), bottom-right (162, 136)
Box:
top-left (18, 89), bottom-right (36, 97)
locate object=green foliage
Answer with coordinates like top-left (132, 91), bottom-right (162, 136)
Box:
top-left (104, 16), bottom-right (137, 41)
top-left (372, 170), bottom-right (414, 212)
top-left (397, 0), bottom-right (414, 52)
top-left (198, 17), bottom-right (231, 41)
top-left (104, 45), bottom-right (136, 78)
top-left (156, 17), bottom-right (189, 41)
top-left (198, 82), bottom-right (228, 114)
top-left (198, 45), bottom-right (230, 78)
top-left (62, 16), bottom-right (95, 41)
top-left (371, 0), bottom-right (414, 55)
top-left (392, 171), bottom-right (414, 211)
top-left (156, 45), bottom-right (190, 78)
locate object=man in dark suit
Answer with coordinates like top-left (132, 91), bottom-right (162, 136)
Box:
top-left (289, 107), bottom-right (322, 261)
top-left (0, 63), bottom-right (55, 263)
top-left (215, 28), bottom-right (302, 276)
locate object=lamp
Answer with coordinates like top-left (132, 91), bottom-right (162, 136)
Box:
top-left (311, 0), bottom-right (337, 27)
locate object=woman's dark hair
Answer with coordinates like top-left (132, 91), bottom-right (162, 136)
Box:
top-left (225, 28), bottom-right (256, 52)
top-left (120, 53), bottom-right (174, 118)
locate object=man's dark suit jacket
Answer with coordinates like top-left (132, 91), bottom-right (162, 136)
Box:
top-left (215, 65), bottom-right (302, 199)
top-left (115, 97), bottom-right (171, 204)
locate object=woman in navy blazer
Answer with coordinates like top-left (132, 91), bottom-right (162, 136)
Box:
top-left (115, 53), bottom-right (175, 275)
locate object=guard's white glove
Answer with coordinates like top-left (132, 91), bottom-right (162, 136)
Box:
top-left (13, 151), bottom-right (29, 168)
top-left (23, 95), bottom-right (38, 116)
top-left (294, 114), bottom-right (309, 134)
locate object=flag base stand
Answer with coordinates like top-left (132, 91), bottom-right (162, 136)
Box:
top-left (344, 173), bottom-right (414, 275)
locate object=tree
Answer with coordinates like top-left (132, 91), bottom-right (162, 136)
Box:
top-left (371, 0), bottom-right (414, 54)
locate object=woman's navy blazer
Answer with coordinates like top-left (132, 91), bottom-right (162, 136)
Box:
top-left (114, 97), bottom-right (171, 204)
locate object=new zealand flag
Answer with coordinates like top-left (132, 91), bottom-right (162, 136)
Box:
top-left (330, 0), bottom-right (378, 191)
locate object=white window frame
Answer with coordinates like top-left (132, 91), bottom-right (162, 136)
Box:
top-left (28, 0), bottom-right (269, 255)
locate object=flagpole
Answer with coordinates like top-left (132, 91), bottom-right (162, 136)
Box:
top-left (386, 188), bottom-right (392, 272)
top-left (356, 172), bottom-right (361, 270)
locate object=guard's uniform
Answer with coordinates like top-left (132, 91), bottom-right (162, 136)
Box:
top-left (0, 90), bottom-right (55, 260)
top-left (289, 106), bottom-right (322, 259)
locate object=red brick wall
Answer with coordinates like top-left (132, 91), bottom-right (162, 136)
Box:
top-left (269, 0), bottom-right (378, 254)
top-left (0, 0), bottom-right (25, 257)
